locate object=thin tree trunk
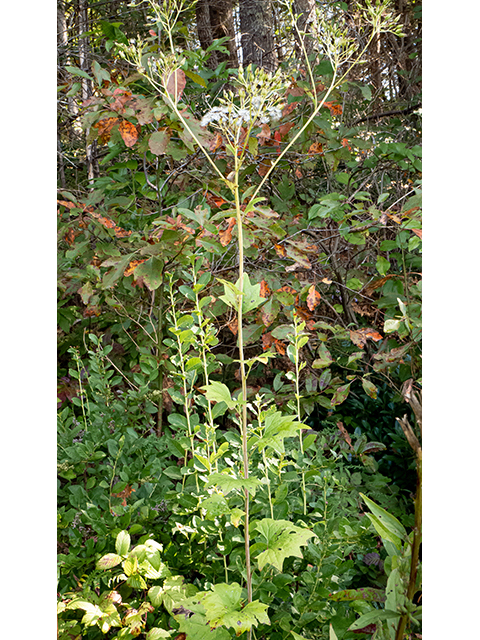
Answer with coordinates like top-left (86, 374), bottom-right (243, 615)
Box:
top-left (78, 0), bottom-right (95, 185)
top-left (293, 0), bottom-right (317, 61)
top-left (196, 0), bottom-right (238, 69)
top-left (239, 0), bottom-right (277, 72)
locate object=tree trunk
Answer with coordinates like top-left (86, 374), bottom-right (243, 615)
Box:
top-left (196, 0), bottom-right (238, 70)
top-left (78, 0), bottom-right (95, 184)
top-left (239, 0), bottom-right (277, 72)
top-left (293, 0), bottom-right (317, 61)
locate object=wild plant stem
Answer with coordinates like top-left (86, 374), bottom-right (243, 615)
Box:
top-left (293, 313), bottom-right (307, 516)
top-left (233, 155), bottom-right (253, 609)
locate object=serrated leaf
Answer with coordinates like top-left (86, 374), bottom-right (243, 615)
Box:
top-left (256, 412), bottom-right (304, 455)
top-left (201, 583), bottom-right (270, 635)
top-left (116, 530), bottom-right (131, 556)
top-left (97, 553), bottom-right (123, 570)
top-left (253, 519), bottom-right (316, 571)
top-left (206, 473), bottom-right (262, 496)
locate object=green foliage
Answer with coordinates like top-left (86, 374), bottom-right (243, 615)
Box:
top-left (58, 1), bottom-right (421, 637)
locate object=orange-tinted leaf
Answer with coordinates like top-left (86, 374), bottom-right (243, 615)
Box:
top-left (261, 332), bottom-right (274, 351)
top-left (64, 228), bottom-right (77, 245)
top-left (274, 243), bottom-right (286, 257)
top-left (273, 338), bottom-right (286, 355)
top-left (206, 192), bottom-right (226, 208)
top-left (411, 228), bottom-right (422, 239)
top-left (306, 285), bottom-right (321, 311)
top-left (277, 285), bottom-right (297, 294)
top-left (260, 280), bottom-right (271, 298)
top-left (209, 132), bottom-right (224, 152)
top-left (323, 101), bottom-right (342, 115)
top-left (308, 142), bottom-right (324, 156)
top-left (295, 168), bottom-right (302, 179)
top-left (124, 259), bottom-right (147, 277)
top-left (94, 117), bottom-right (119, 143)
top-left (113, 485), bottom-right (135, 507)
top-left (322, 277), bottom-right (332, 285)
top-left (57, 199), bottom-right (76, 210)
top-left (218, 218), bottom-right (236, 246)
top-left (341, 138), bottom-right (351, 150)
top-left (227, 318), bottom-right (238, 336)
top-left (349, 327), bottom-right (383, 348)
top-left (111, 89), bottom-right (132, 113)
top-left (83, 305), bottom-right (101, 317)
top-left (164, 68), bottom-right (186, 101)
top-left (89, 211), bottom-right (132, 238)
top-left (277, 121), bottom-right (295, 138)
top-left (119, 120), bottom-right (138, 148)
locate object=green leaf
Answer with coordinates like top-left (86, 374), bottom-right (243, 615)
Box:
top-left (361, 378), bottom-right (378, 399)
top-left (376, 255), bottom-right (391, 276)
top-left (256, 412), bottom-right (304, 455)
top-left (359, 493), bottom-right (407, 548)
top-left (206, 473), bottom-right (262, 496)
top-left (329, 588), bottom-right (386, 602)
top-left (134, 257), bottom-right (164, 291)
top-left (97, 553), bottom-right (123, 570)
top-left (146, 628), bottom-right (171, 639)
top-left (331, 382), bottom-right (352, 406)
top-left (203, 381), bottom-right (236, 410)
top-left (253, 519), bottom-right (316, 571)
top-left (348, 608), bottom-right (400, 631)
top-left (384, 318), bottom-right (401, 333)
top-left (312, 343), bottom-right (333, 369)
top-left (177, 611), bottom-right (231, 640)
top-left (116, 530), bottom-right (131, 556)
top-left (201, 583), bottom-right (270, 634)
top-left (65, 65), bottom-right (93, 80)
top-left (184, 69), bottom-right (208, 87)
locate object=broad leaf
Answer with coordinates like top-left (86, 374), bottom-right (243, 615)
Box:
top-left (201, 583), bottom-right (270, 635)
top-left (203, 381), bottom-right (236, 410)
top-left (256, 412), bottom-right (304, 455)
top-left (253, 519), bottom-right (316, 571)
top-left (206, 473), bottom-right (262, 496)
top-left (96, 553), bottom-right (123, 570)
top-left (115, 530), bottom-right (131, 556)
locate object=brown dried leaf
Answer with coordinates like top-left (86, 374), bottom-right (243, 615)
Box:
top-left (306, 285), bottom-right (321, 311)
top-left (218, 218), bottom-right (236, 246)
top-left (164, 68), bottom-right (186, 101)
top-left (119, 120), bottom-right (139, 148)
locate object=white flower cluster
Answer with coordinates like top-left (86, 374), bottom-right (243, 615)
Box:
top-left (200, 101), bottom-right (283, 130)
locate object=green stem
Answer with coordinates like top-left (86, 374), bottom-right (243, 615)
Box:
top-left (233, 153), bottom-right (253, 609)
top-left (156, 280), bottom-right (165, 437)
top-left (293, 312), bottom-right (307, 516)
